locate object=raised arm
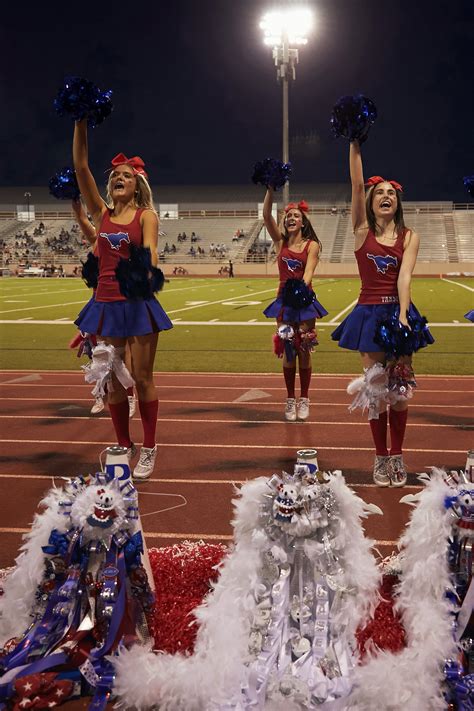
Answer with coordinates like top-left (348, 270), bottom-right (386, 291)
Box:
top-left (141, 210), bottom-right (159, 267)
top-left (71, 198), bottom-right (96, 246)
top-left (73, 120), bottom-right (106, 227)
top-left (302, 241), bottom-right (320, 286)
top-left (263, 187), bottom-right (283, 246)
top-left (397, 230), bottom-right (420, 326)
top-left (350, 140), bottom-right (367, 233)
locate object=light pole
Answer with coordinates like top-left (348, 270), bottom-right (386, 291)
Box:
top-left (260, 8), bottom-right (314, 207)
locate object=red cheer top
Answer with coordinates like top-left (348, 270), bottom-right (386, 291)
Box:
top-left (277, 241), bottom-right (312, 294)
top-left (356, 228), bottom-right (405, 304)
top-left (95, 208), bottom-right (145, 302)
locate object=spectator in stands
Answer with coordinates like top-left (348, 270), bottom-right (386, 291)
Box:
top-left (72, 198), bottom-right (96, 246)
top-left (72, 118), bottom-right (172, 480)
top-left (262, 188), bottom-right (327, 423)
top-left (331, 139), bottom-right (434, 488)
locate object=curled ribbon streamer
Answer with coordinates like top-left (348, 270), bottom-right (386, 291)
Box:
top-left (82, 342), bottom-right (134, 399)
top-left (347, 362), bottom-right (388, 420)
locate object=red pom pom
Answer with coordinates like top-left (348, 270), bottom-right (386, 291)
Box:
top-left (356, 575), bottom-right (406, 657)
top-left (273, 333), bottom-right (285, 358)
top-left (148, 541), bottom-right (228, 654)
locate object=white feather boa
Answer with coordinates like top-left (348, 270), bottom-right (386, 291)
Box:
top-left (349, 469), bottom-right (457, 711)
top-left (114, 474), bottom-right (380, 710)
top-left (0, 484), bottom-right (68, 645)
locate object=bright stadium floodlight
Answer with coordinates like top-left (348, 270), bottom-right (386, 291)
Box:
top-left (260, 8), bottom-right (314, 47)
top-left (260, 7), bottom-right (314, 205)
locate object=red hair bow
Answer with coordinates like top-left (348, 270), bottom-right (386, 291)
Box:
top-left (284, 199), bottom-right (309, 213)
top-left (110, 153), bottom-right (148, 178)
top-left (365, 175), bottom-right (403, 193)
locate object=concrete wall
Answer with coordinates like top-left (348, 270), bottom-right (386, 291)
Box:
top-left (158, 261), bottom-right (474, 278)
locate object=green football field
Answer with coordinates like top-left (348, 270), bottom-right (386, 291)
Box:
top-left (0, 276), bottom-right (472, 374)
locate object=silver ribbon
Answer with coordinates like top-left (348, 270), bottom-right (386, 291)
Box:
top-left (82, 342), bottom-right (134, 399)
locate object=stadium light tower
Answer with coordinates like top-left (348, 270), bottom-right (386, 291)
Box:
top-left (260, 7), bottom-right (314, 206)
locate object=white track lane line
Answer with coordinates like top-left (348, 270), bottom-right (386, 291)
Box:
top-left (0, 397), bottom-right (471, 409)
top-left (0, 415), bottom-right (469, 428)
top-left (0, 439), bottom-right (466, 453)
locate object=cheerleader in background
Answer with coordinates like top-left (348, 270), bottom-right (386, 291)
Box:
top-left (263, 187), bottom-right (327, 422)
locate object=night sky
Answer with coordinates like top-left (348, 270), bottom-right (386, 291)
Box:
top-left (1, 0), bottom-right (473, 201)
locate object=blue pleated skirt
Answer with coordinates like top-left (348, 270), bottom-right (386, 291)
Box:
top-left (465, 309), bottom-right (474, 323)
top-left (75, 296), bottom-right (173, 338)
top-left (331, 302), bottom-right (434, 353)
top-left (263, 295), bottom-right (328, 323)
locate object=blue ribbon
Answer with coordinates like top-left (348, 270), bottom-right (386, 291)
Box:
top-left (124, 531), bottom-right (143, 570)
top-left (42, 529), bottom-right (70, 557)
top-left (88, 659), bottom-right (116, 710)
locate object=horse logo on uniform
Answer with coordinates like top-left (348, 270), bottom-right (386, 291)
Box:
top-left (282, 256), bottom-right (303, 272)
top-left (367, 253), bottom-right (398, 274)
top-left (100, 232), bottom-right (130, 250)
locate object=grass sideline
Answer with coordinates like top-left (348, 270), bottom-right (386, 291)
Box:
top-left (0, 276), bottom-right (473, 374)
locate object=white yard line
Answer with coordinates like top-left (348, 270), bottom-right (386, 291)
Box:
top-left (0, 319), bottom-right (471, 327)
top-left (326, 299), bottom-right (358, 324)
top-left (165, 287), bottom-right (276, 315)
top-left (441, 277), bottom-right (474, 292)
top-left (0, 300), bottom-right (87, 315)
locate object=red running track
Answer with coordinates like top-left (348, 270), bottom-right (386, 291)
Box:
top-left (0, 369), bottom-right (472, 570)
top-left (0, 369), bottom-right (472, 709)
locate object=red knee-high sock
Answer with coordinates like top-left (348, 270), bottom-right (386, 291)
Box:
top-left (283, 367), bottom-right (296, 398)
top-left (126, 387), bottom-right (134, 396)
top-left (299, 367), bottom-right (312, 398)
top-left (108, 400), bottom-right (131, 447)
top-left (389, 408), bottom-right (408, 455)
top-left (139, 399), bottom-right (159, 448)
top-left (369, 410), bottom-right (388, 456)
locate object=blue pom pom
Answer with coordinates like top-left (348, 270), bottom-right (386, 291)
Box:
top-left (374, 309), bottom-right (432, 358)
top-left (54, 76), bottom-right (113, 128)
top-left (48, 166), bottom-right (80, 200)
top-left (463, 175), bottom-right (474, 199)
top-left (115, 245), bottom-right (165, 299)
top-left (81, 252), bottom-right (99, 289)
top-left (281, 278), bottom-right (314, 309)
top-left (330, 94), bottom-right (377, 144)
top-left (252, 158), bottom-right (292, 190)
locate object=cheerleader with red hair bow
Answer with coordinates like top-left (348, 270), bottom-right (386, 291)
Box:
top-left (331, 140), bottom-right (434, 487)
top-left (72, 120), bottom-right (172, 480)
top-left (262, 187), bottom-right (327, 423)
